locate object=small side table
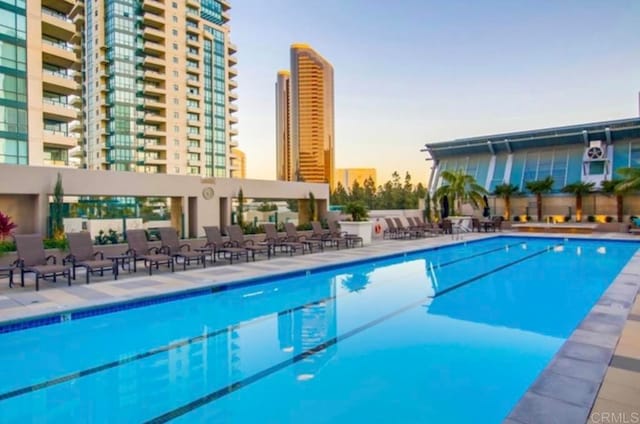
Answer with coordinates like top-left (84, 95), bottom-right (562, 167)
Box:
top-left (106, 255), bottom-right (133, 280)
top-left (1, 264), bottom-right (16, 288)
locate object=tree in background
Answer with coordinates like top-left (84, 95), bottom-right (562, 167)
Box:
top-left (561, 181), bottom-right (595, 222)
top-left (236, 188), bottom-right (245, 227)
top-left (493, 183), bottom-right (519, 221)
top-left (601, 178), bottom-right (633, 223)
top-left (308, 191), bottom-right (316, 221)
top-left (424, 192), bottom-right (432, 222)
top-left (617, 167), bottom-right (640, 192)
top-left (330, 182), bottom-right (349, 206)
top-left (51, 173), bottom-right (65, 240)
top-left (435, 170), bottom-right (487, 216)
top-left (0, 211), bottom-right (17, 241)
top-left (525, 176), bottom-right (554, 222)
top-left (363, 177), bottom-right (377, 210)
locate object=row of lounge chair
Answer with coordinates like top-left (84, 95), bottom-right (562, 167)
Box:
top-left (7, 220), bottom-right (363, 291)
top-left (381, 216), bottom-right (502, 239)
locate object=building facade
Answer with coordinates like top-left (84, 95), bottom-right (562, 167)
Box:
top-left (230, 147), bottom-right (245, 178)
top-left (276, 44), bottom-right (334, 189)
top-left (423, 117), bottom-right (640, 219)
top-left (1, 0), bottom-right (239, 177)
top-left (334, 168), bottom-right (377, 190)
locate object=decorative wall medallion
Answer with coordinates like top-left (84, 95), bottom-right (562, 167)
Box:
top-left (202, 187), bottom-right (214, 200)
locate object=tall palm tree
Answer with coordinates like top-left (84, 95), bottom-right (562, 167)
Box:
top-left (525, 176), bottom-right (554, 222)
top-left (493, 183), bottom-right (519, 221)
top-left (561, 181), bottom-right (595, 222)
top-left (435, 170), bottom-right (487, 216)
top-left (601, 180), bottom-right (623, 223)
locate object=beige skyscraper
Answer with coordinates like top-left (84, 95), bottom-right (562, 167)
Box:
top-left (276, 44), bottom-right (334, 189)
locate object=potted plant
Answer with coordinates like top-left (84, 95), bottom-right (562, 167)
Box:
top-left (339, 201), bottom-right (373, 245)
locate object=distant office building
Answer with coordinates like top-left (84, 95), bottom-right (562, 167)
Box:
top-left (275, 70), bottom-right (293, 181)
top-left (423, 117), bottom-right (640, 193)
top-left (334, 168), bottom-right (377, 190)
top-left (231, 148), bottom-right (245, 178)
top-left (276, 44), bottom-right (334, 188)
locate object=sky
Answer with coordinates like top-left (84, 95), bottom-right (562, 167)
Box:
top-left (230, 0), bottom-right (640, 185)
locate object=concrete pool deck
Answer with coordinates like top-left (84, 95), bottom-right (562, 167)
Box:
top-left (0, 230), bottom-right (638, 423)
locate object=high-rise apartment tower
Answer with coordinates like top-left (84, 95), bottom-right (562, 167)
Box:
top-left (1, 0), bottom-right (239, 177)
top-left (276, 44), bottom-right (334, 188)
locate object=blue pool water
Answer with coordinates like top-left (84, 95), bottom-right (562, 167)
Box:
top-left (0, 236), bottom-right (637, 423)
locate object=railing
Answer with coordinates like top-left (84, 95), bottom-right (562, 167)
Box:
top-left (43, 69), bottom-right (75, 79)
top-left (42, 38), bottom-right (74, 52)
top-left (42, 7), bottom-right (73, 23)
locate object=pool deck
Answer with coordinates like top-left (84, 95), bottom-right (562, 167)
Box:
top-left (0, 230), bottom-right (638, 423)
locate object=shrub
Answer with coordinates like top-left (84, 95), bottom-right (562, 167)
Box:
top-left (564, 216), bottom-right (571, 223)
top-left (44, 237), bottom-right (68, 251)
top-left (96, 229), bottom-right (120, 244)
top-left (342, 201), bottom-right (369, 222)
top-left (526, 216), bottom-right (532, 222)
top-left (296, 222), bottom-right (312, 231)
top-left (587, 215), bottom-right (596, 223)
top-left (605, 216), bottom-right (613, 223)
top-left (513, 216), bottom-right (521, 222)
top-left (0, 240), bottom-right (16, 254)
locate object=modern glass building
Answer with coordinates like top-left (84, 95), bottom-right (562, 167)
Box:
top-left (424, 117), bottom-right (640, 194)
top-left (276, 44), bottom-right (334, 189)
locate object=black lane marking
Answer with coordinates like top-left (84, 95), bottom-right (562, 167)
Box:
top-left (0, 240), bottom-right (521, 402)
top-left (436, 241), bottom-right (524, 268)
top-left (0, 296), bottom-right (334, 403)
top-left (144, 242), bottom-right (561, 423)
top-left (434, 243), bottom-right (562, 297)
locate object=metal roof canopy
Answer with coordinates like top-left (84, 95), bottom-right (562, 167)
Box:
top-left (422, 117), bottom-right (640, 160)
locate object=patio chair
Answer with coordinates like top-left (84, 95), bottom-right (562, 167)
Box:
top-left (14, 234), bottom-right (71, 291)
top-left (310, 221), bottom-right (347, 249)
top-left (263, 223), bottom-right (305, 255)
top-left (328, 220), bottom-right (363, 248)
top-left (284, 222), bottom-right (324, 253)
top-left (199, 226), bottom-right (249, 264)
top-left (226, 225), bottom-right (271, 260)
top-left (384, 217), bottom-right (411, 239)
top-left (65, 232), bottom-right (116, 284)
top-left (393, 217), bottom-right (422, 239)
top-left (125, 229), bottom-right (174, 275)
top-left (158, 227), bottom-right (206, 271)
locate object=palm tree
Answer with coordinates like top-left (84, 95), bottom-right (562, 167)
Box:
top-left (525, 176), bottom-right (554, 222)
top-left (617, 167), bottom-right (640, 191)
top-left (493, 183), bottom-right (519, 221)
top-left (435, 170), bottom-right (487, 216)
top-left (561, 181), bottom-right (595, 222)
top-left (601, 180), bottom-right (622, 223)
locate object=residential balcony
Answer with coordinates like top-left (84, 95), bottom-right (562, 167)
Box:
top-left (186, 91), bottom-right (200, 100)
top-left (229, 138), bottom-right (239, 148)
top-left (142, 0), bottom-right (164, 14)
top-left (229, 127), bottom-right (238, 136)
top-left (69, 121), bottom-right (83, 133)
top-left (219, 0), bottom-right (230, 9)
top-left (229, 103), bottom-right (238, 113)
top-left (186, 37), bottom-right (199, 48)
top-left (228, 54), bottom-right (237, 65)
top-left (42, 40), bottom-right (78, 68)
top-left (143, 11), bottom-right (164, 28)
top-left (42, 0), bottom-right (74, 13)
top-left (187, 159), bottom-right (201, 167)
top-left (221, 10), bottom-right (230, 23)
top-left (68, 94), bottom-right (82, 107)
top-left (228, 42), bottom-right (237, 54)
top-left (143, 25), bottom-right (165, 42)
top-left (186, 133), bottom-right (201, 141)
top-left (43, 130), bottom-right (78, 149)
top-left (186, 24), bottom-right (199, 35)
top-left (143, 142), bottom-right (167, 151)
top-left (144, 84), bottom-right (165, 95)
top-left (69, 145), bottom-right (84, 158)
top-left (143, 55), bottom-right (165, 68)
top-left (43, 99), bottom-right (78, 121)
top-left (186, 0), bottom-right (199, 7)
top-left (187, 145), bottom-right (200, 153)
top-left (186, 104), bottom-right (201, 113)
top-left (229, 115), bottom-right (238, 124)
top-left (144, 157), bottom-right (165, 165)
top-left (228, 66), bottom-right (238, 77)
top-left (42, 70), bottom-right (79, 94)
top-left (143, 98), bottom-right (166, 110)
top-left (143, 69), bottom-right (164, 82)
top-left (186, 78), bottom-right (201, 88)
top-left (144, 127), bottom-right (166, 137)
top-left (41, 8), bottom-right (75, 40)
top-left (228, 90), bottom-right (238, 100)
top-left (144, 113), bottom-right (165, 123)
top-left (229, 79), bottom-right (238, 89)
top-left (143, 40), bottom-right (165, 55)
top-left (69, 0), bottom-right (84, 19)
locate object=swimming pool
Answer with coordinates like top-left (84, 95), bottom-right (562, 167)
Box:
top-left (0, 236), bottom-right (637, 422)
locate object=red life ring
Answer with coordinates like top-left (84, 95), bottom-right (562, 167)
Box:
top-left (374, 223), bottom-right (383, 234)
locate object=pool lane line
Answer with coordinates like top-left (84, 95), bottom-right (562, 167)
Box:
top-left (144, 242), bottom-right (564, 423)
top-left (0, 296), bottom-right (336, 403)
top-left (433, 242), bottom-right (563, 298)
top-left (0, 240), bottom-right (544, 404)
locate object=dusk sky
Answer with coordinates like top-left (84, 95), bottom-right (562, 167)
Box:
top-left (231, 0), bottom-right (640, 185)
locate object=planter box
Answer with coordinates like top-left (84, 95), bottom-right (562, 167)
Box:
top-left (338, 221), bottom-right (373, 246)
